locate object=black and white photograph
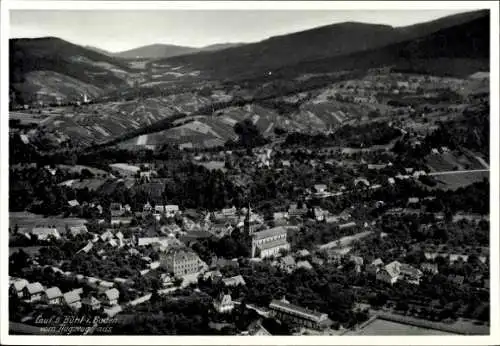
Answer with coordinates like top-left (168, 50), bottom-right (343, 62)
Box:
top-left (1, 1), bottom-right (498, 344)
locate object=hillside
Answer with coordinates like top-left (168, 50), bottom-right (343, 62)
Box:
top-left (274, 13), bottom-right (489, 79)
top-left (10, 37), bottom-right (139, 105)
top-left (114, 44), bottom-right (198, 59)
top-left (159, 10), bottom-right (489, 80)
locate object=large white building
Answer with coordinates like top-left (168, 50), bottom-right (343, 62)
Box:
top-left (251, 227), bottom-right (290, 258)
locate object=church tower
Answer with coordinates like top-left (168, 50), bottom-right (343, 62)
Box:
top-left (244, 201), bottom-right (251, 234)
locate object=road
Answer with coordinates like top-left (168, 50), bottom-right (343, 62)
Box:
top-left (428, 169), bottom-right (489, 176)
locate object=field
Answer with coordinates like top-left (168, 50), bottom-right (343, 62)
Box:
top-left (349, 318), bottom-right (456, 335)
top-left (9, 211), bottom-right (87, 234)
top-left (426, 151), bottom-right (483, 172)
top-left (431, 171), bottom-right (489, 190)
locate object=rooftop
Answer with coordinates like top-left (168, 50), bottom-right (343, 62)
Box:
top-left (253, 226), bottom-right (287, 240)
top-left (269, 299), bottom-right (327, 323)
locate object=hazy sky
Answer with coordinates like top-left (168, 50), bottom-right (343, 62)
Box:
top-left (10, 9), bottom-right (473, 52)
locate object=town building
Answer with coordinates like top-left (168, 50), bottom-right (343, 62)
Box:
top-left (63, 290), bottom-right (82, 310)
top-left (213, 292), bottom-right (234, 313)
top-left (222, 275), bottom-right (246, 287)
top-left (269, 297), bottom-right (332, 330)
top-left (69, 225), bottom-right (88, 237)
top-left (288, 203), bottom-right (308, 218)
top-left (251, 226), bottom-right (290, 258)
top-left (376, 261), bottom-right (423, 285)
top-left (376, 261), bottom-right (401, 285)
top-left (160, 247), bottom-right (205, 277)
top-left (10, 279), bottom-right (28, 298)
top-left (110, 216), bottom-right (132, 227)
top-left (42, 287), bottom-right (63, 305)
top-left (366, 258), bottom-right (384, 275)
top-left (101, 288), bottom-right (120, 306)
top-left (31, 226), bottom-right (61, 241)
top-left (82, 295), bottom-right (101, 311)
top-left (279, 255), bottom-right (297, 273)
top-left (420, 262), bottom-right (439, 275)
top-left (23, 282), bottom-right (44, 302)
top-left (296, 260), bottom-right (313, 271)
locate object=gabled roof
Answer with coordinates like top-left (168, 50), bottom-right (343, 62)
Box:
top-left (281, 255), bottom-right (296, 267)
top-left (26, 282), bottom-right (43, 294)
top-left (253, 226), bottom-right (287, 240)
top-left (63, 290), bottom-right (81, 304)
top-left (296, 260), bottom-right (313, 270)
top-left (44, 286), bottom-right (62, 299)
top-left (104, 288), bottom-right (119, 301)
top-left (222, 275), bottom-right (246, 287)
top-left (383, 261), bottom-right (401, 278)
top-left (371, 258), bottom-right (384, 266)
top-left (68, 200), bottom-right (80, 207)
top-left (269, 299), bottom-right (327, 323)
top-left (11, 279), bottom-right (29, 292)
top-left (69, 225), bottom-right (88, 236)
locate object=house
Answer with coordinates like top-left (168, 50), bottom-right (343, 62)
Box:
top-left (368, 164), bottom-right (387, 170)
top-left (100, 230), bottom-right (114, 242)
top-left (210, 257), bottom-right (239, 270)
top-left (31, 226), bottom-right (61, 241)
top-left (269, 297), bottom-right (332, 330)
top-left (203, 270), bottom-right (223, 281)
top-left (109, 203), bottom-right (125, 217)
top-left (288, 203), bottom-right (308, 218)
top-left (209, 222), bottom-right (233, 238)
top-left (124, 204), bottom-right (132, 213)
top-left (110, 216), bottom-right (132, 227)
top-left (63, 290), bottom-right (82, 310)
top-left (101, 288), bottom-right (120, 306)
top-left (42, 287), bottom-right (63, 305)
top-left (10, 279), bottom-right (29, 298)
top-left (313, 207), bottom-right (328, 222)
top-left (149, 261), bottom-right (161, 270)
top-left (350, 255), bottom-right (364, 273)
top-left (279, 255), bottom-right (296, 273)
top-left (399, 264), bottom-right (423, 285)
top-left (296, 260), bottom-right (313, 271)
top-left (160, 273), bottom-right (174, 288)
top-left (246, 320), bottom-right (271, 335)
top-left (221, 206), bottom-right (237, 217)
top-left (313, 184), bottom-right (328, 193)
top-left (222, 275), bottom-right (246, 287)
top-left (23, 282), bottom-right (44, 302)
top-left (273, 212), bottom-right (289, 222)
top-left (251, 227), bottom-right (290, 259)
top-left (143, 202), bottom-right (152, 214)
top-left (376, 261), bottom-right (401, 285)
top-left (213, 292), bottom-right (234, 313)
top-left (296, 249), bottom-right (311, 258)
top-left (69, 225), bottom-right (88, 237)
top-left (97, 281), bottom-right (115, 292)
top-left (448, 275), bottom-right (465, 286)
top-left (325, 247), bottom-right (351, 264)
top-left (407, 197), bottom-right (420, 205)
top-left (311, 256), bottom-right (324, 266)
top-left (68, 199), bottom-right (80, 208)
top-left (82, 295), bottom-right (101, 311)
top-left (165, 205), bottom-right (180, 218)
top-left (367, 258), bottom-right (384, 275)
top-left (421, 262), bottom-right (439, 275)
